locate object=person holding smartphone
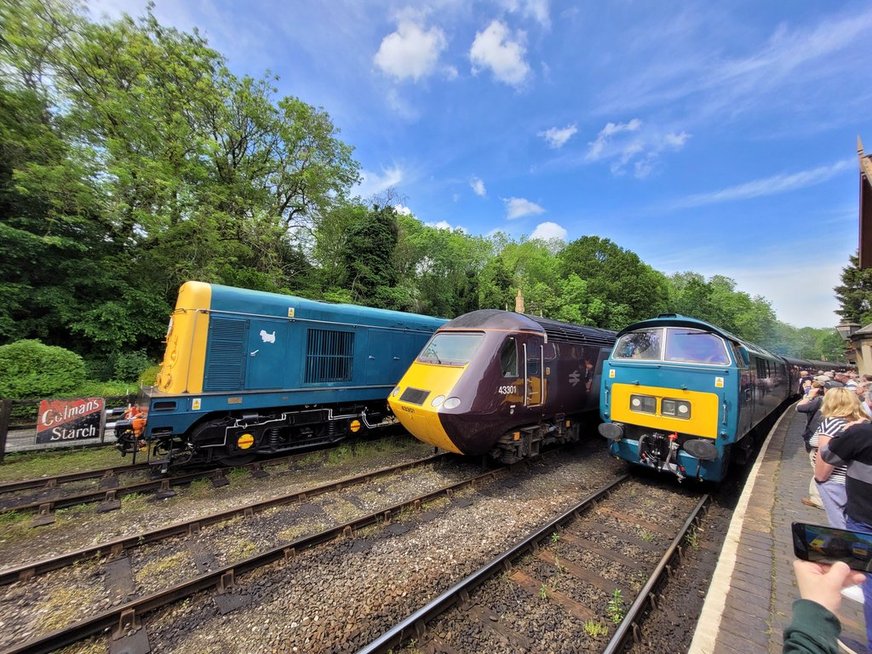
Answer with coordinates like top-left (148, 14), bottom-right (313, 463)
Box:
top-left (820, 397), bottom-right (872, 651)
top-left (786, 559), bottom-right (866, 653)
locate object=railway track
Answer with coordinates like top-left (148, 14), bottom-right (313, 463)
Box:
top-left (0, 447), bottom-right (379, 520)
top-left (0, 456), bottom-right (505, 654)
top-left (0, 452), bottom-right (452, 586)
top-left (359, 476), bottom-right (708, 653)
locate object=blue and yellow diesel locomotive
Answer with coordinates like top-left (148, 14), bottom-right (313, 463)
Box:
top-left (388, 310), bottom-right (616, 463)
top-left (115, 282), bottom-right (446, 467)
top-left (598, 314), bottom-right (790, 482)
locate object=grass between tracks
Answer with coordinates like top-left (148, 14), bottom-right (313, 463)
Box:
top-left (0, 446), bottom-right (129, 483)
top-left (0, 433), bottom-right (423, 485)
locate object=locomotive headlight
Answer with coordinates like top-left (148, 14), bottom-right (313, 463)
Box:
top-left (661, 398), bottom-right (691, 419)
top-left (390, 386), bottom-right (400, 398)
top-left (630, 394), bottom-right (656, 413)
top-left (443, 397), bottom-right (461, 409)
top-left (431, 395), bottom-right (445, 407)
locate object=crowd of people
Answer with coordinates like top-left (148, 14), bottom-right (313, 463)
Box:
top-left (788, 369), bottom-right (872, 653)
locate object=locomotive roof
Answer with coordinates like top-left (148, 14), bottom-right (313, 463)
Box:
top-left (195, 282), bottom-right (447, 332)
top-left (440, 309), bottom-right (616, 345)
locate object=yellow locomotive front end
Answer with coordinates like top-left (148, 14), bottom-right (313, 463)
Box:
top-left (388, 360), bottom-right (467, 454)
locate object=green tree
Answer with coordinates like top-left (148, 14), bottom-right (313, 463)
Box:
top-left (340, 204), bottom-right (401, 308)
top-left (835, 252), bottom-right (872, 327)
top-left (557, 236), bottom-right (669, 329)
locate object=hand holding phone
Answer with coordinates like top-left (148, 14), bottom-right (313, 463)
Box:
top-left (793, 559), bottom-right (866, 614)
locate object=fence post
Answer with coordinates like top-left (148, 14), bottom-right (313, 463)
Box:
top-left (0, 399), bottom-right (11, 463)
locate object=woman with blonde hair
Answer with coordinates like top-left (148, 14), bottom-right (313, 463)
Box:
top-left (810, 387), bottom-right (868, 529)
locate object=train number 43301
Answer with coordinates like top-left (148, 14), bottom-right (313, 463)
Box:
top-left (497, 385), bottom-right (518, 395)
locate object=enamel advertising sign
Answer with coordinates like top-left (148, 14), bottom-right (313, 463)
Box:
top-left (36, 398), bottom-right (105, 444)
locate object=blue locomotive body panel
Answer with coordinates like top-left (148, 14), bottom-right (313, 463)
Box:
top-left (126, 283), bottom-right (446, 465)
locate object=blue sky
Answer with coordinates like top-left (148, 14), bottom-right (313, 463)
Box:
top-left (90, 0), bottom-right (871, 329)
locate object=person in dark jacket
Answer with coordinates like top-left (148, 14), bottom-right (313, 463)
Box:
top-left (820, 412), bottom-right (872, 651)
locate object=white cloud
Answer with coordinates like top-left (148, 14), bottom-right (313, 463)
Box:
top-left (540, 124), bottom-right (577, 149)
top-left (374, 19), bottom-right (447, 82)
top-left (393, 204), bottom-right (413, 216)
top-left (587, 120), bottom-right (690, 178)
top-left (586, 119), bottom-right (642, 161)
top-left (356, 165), bottom-right (404, 198)
top-left (530, 221), bottom-right (567, 241)
top-left (501, 0), bottom-right (551, 28)
top-left (470, 177), bottom-right (487, 196)
top-left (470, 20), bottom-right (530, 87)
top-left (427, 220), bottom-right (468, 233)
top-left (675, 159), bottom-right (853, 208)
top-left (504, 196), bottom-right (545, 219)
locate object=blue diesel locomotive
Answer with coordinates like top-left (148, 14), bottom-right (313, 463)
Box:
top-left (597, 314), bottom-right (791, 482)
top-left (115, 282), bottom-right (446, 468)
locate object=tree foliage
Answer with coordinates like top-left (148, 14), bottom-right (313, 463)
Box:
top-left (0, 0), bottom-right (845, 378)
top-left (835, 252), bottom-right (872, 327)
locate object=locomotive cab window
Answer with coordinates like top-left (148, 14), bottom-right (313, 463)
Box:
top-left (418, 332), bottom-right (484, 366)
top-left (499, 338), bottom-right (518, 377)
top-left (664, 328), bottom-right (730, 365)
top-left (614, 328), bottom-right (662, 360)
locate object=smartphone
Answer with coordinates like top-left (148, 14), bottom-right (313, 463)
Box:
top-left (792, 522), bottom-right (872, 572)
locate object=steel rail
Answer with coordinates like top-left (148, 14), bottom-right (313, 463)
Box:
top-left (0, 445), bottom-right (396, 515)
top-left (0, 464), bottom-right (505, 654)
top-left (0, 462), bottom-right (152, 494)
top-left (602, 493), bottom-right (711, 654)
top-left (355, 473), bottom-right (631, 654)
top-left (0, 453), bottom-right (449, 586)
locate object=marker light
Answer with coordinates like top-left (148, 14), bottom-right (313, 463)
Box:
top-left (443, 397), bottom-right (461, 409)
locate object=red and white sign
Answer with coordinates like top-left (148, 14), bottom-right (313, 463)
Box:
top-left (36, 398), bottom-right (105, 444)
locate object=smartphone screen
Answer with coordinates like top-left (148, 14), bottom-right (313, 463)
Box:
top-left (792, 522), bottom-right (872, 572)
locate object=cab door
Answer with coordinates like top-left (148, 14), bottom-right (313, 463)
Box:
top-left (523, 338), bottom-right (544, 407)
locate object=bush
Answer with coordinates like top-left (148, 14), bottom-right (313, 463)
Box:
top-left (139, 364), bottom-right (160, 386)
top-left (0, 340), bottom-right (86, 399)
top-left (113, 350), bottom-right (152, 382)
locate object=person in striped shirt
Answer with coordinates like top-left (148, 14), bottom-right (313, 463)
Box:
top-left (812, 387), bottom-right (867, 530)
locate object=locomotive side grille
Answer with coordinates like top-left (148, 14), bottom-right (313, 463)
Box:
top-left (305, 329), bottom-right (354, 383)
top-left (540, 323), bottom-right (615, 347)
top-left (204, 318), bottom-right (248, 391)
top-left (400, 387), bottom-right (429, 405)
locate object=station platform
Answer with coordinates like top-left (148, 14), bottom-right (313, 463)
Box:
top-left (689, 405), bottom-right (868, 653)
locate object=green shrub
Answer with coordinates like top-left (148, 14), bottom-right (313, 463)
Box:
top-left (139, 364), bottom-right (160, 386)
top-left (0, 340), bottom-right (86, 399)
top-left (113, 350), bottom-right (152, 382)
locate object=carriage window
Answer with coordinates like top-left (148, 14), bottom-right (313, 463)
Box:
top-left (664, 328), bottom-right (730, 365)
top-left (417, 332), bottom-right (484, 366)
top-left (614, 328), bottom-right (663, 360)
top-left (499, 338), bottom-right (518, 377)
